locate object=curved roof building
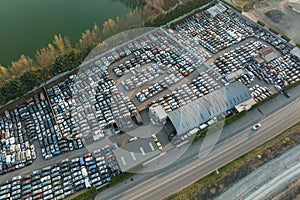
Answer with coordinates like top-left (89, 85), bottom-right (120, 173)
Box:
top-left (167, 81), bottom-right (251, 135)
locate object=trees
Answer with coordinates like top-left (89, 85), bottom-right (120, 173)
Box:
top-left (0, 64), bottom-right (10, 86)
top-left (35, 43), bottom-right (58, 67)
top-left (52, 49), bottom-right (83, 74)
top-left (53, 34), bottom-right (72, 53)
top-left (10, 55), bottom-right (35, 77)
top-left (78, 24), bottom-right (102, 51)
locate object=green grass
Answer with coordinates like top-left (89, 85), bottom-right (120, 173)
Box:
top-left (296, 43), bottom-right (300, 48)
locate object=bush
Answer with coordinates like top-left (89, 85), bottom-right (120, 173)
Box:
top-left (281, 34), bottom-right (291, 42)
top-left (269, 27), bottom-right (279, 35)
top-left (297, 43), bottom-right (300, 48)
top-left (257, 20), bottom-right (265, 27)
top-left (225, 110), bottom-right (246, 124)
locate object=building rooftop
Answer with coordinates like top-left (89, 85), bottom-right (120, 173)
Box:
top-left (167, 81), bottom-right (251, 135)
top-left (207, 3), bottom-right (227, 18)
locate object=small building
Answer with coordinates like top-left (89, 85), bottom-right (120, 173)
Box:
top-left (150, 105), bottom-right (168, 124)
top-left (235, 98), bottom-right (256, 112)
top-left (290, 47), bottom-right (300, 60)
top-left (207, 3), bottom-right (227, 18)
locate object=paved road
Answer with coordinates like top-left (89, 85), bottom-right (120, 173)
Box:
top-left (217, 143), bottom-right (300, 200)
top-left (96, 84), bottom-right (300, 200)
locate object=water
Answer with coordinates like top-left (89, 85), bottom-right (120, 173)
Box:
top-left (0, 0), bottom-right (132, 66)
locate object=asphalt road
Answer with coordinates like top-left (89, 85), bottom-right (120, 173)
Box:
top-left (96, 85), bottom-right (300, 200)
top-left (217, 140), bottom-right (300, 200)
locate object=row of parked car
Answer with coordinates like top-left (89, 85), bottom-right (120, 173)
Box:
top-left (172, 31), bottom-right (211, 62)
top-left (94, 75), bottom-right (138, 131)
top-left (250, 85), bottom-right (273, 103)
top-left (149, 71), bottom-right (221, 113)
top-left (243, 53), bottom-right (300, 91)
top-left (174, 9), bottom-right (255, 54)
top-left (0, 145), bottom-right (120, 200)
top-left (0, 106), bottom-right (37, 175)
top-left (130, 47), bottom-right (199, 102)
top-left (212, 41), bottom-right (266, 76)
top-left (255, 29), bottom-right (291, 55)
top-left (120, 63), bottom-right (165, 91)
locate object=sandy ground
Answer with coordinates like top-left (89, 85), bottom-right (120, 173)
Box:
top-left (233, 0), bottom-right (300, 44)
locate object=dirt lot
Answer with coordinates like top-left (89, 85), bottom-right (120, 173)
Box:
top-left (233, 0), bottom-right (300, 44)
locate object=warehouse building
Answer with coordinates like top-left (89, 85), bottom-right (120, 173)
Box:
top-left (167, 81), bottom-right (251, 136)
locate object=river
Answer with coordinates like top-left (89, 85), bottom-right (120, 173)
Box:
top-left (0, 0), bottom-right (132, 66)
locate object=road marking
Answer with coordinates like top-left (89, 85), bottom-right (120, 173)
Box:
top-left (149, 143), bottom-right (155, 151)
top-left (121, 156), bottom-right (126, 166)
top-left (140, 147), bottom-right (145, 156)
top-left (131, 152), bottom-right (136, 161)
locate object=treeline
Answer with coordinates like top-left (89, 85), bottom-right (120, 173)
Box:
top-left (145, 0), bottom-right (213, 27)
top-left (0, 8), bottom-right (144, 106)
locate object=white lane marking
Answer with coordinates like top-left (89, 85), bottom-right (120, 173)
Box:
top-left (140, 147), bottom-right (145, 156)
top-left (131, 152), bottom-right (136, 161)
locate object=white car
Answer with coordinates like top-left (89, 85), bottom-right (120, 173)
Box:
top-left (252, 123), bottom-right (261, 131)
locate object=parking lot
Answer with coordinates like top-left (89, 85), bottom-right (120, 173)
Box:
top-left (0, 145), bottom-right (120, 200)
top-left (0, 2), bottom-right (299, 200)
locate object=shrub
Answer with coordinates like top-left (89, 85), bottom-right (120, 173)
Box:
top-left (257, 20), bottom-right (265, 27)
top-left (269, 27), bottom-right (279, 35)
top-left (281, 34), bottom-right (291, 42)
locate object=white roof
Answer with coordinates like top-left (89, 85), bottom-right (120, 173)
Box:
top-left (291, 47), bottom-right (300, 59)
top-left (168, 82), bottom-right (251, 135)
top-left (207, 3), bottom-right (227, 18)
top-left (153, 105), bottom-right (167, 120)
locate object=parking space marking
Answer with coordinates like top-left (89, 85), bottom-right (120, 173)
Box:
top-left (121, 156), bottom-right (127, 166)
top-left (149, 143), bottom-right (155, 151)
top-left (131, 152), bottom-right (136, 161)
top-left (140, 147), bottom-right (145, 156)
